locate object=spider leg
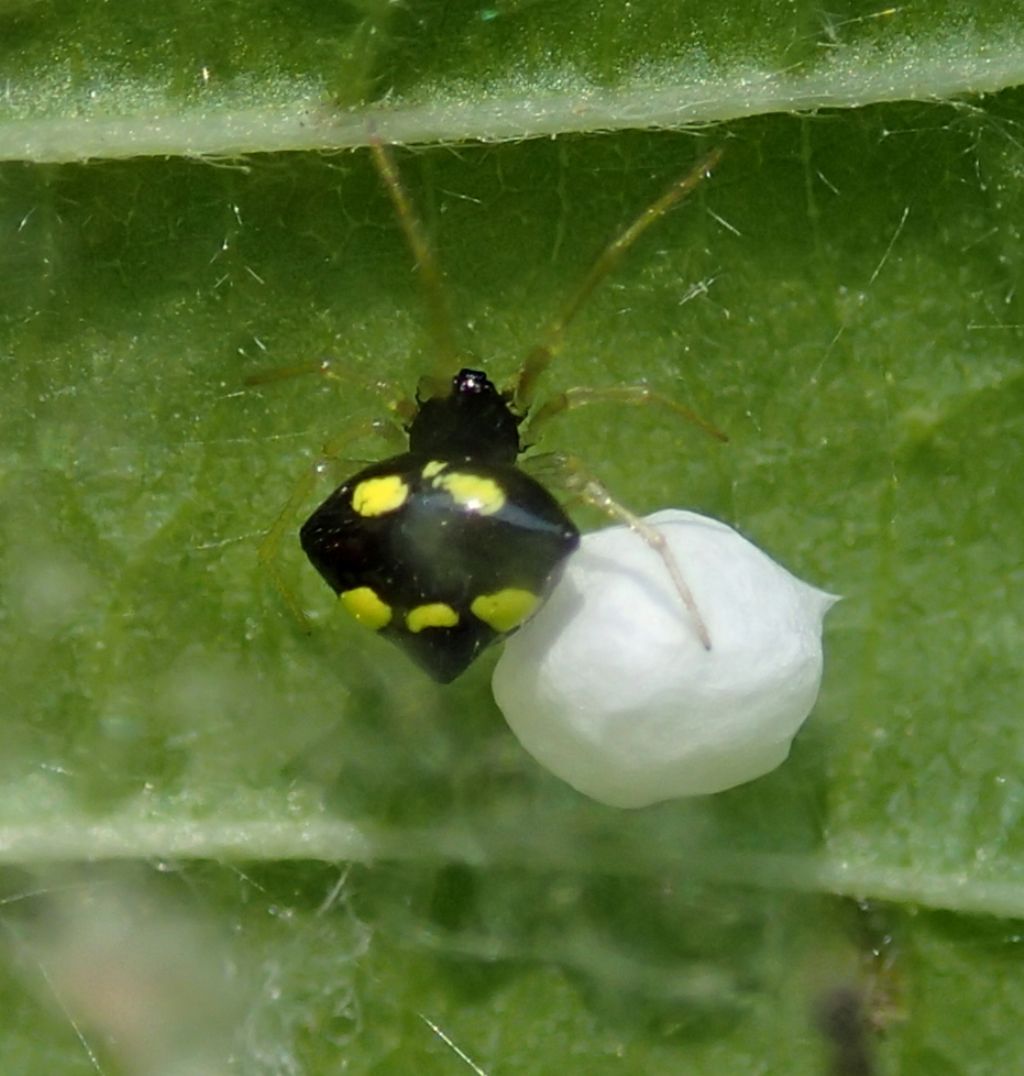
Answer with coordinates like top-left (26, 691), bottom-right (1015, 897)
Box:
top-left (245, 358), bottom-right (416, 423)
top-left (512, 146), bottom-right (724, 412)
top-left (523, 383), bottom-right (727, 444)
top-left (550, 453), bottom-right (712, 650)
top-left (369, 139), bottom-right (461, 396)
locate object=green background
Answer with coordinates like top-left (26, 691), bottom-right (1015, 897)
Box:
top-left (2, 1), bottom-right (1024, 1072)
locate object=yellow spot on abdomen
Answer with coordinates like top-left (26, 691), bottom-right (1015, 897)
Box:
top-left (406, 602), bottom-right (459, 633)
top-left (352, 474), bottom-right (408, 517)
top-left (421, 460), bottom-right (447, 479)
top-left (470, 588), bottom-right (538, 633)
top-left (437, 472), bottom-right (506, 515)
top-left (340, 587), bottom-right (393, 630)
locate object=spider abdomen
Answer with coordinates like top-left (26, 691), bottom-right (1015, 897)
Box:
top-left (300, 450), bottom-right (580, 682)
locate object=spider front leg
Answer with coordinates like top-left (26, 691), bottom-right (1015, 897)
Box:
top-left (511, 146), bottom-right (724, 412)
top-left (369, 139), bottom-right (462, 396)
top-left (256, 417), bottom-right (405, 631)
top-left (546, 453), bottom-right (713, 651)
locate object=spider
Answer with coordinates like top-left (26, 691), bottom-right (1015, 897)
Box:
top-left (252, 141), bottom-right (724, 682)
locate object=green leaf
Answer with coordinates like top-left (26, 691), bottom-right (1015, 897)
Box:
top-left (3, 0), bottom-right (1024, 158)
top-left (3, 3), bottom-right (1024, 1072)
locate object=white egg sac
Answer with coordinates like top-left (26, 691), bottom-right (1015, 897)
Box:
top-left (492, 510), bottom-right (838, 808)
